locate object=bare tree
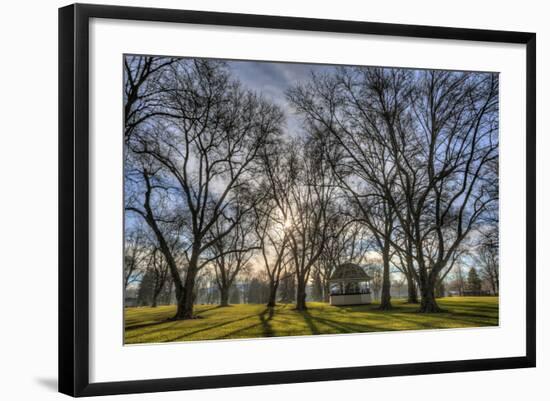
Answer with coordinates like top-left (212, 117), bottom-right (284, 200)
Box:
top-left (392, 276), bottom-right (407, 298)
top-left (288, 67), bottom-right (498, 312)
top-left (194, 266), bottom-right (219, 304)
top-left (366, 261), bottom-right (383, 301)
top-left (288, 70), bottom-right (400, 310)
top-left (284, 139), bottom-right (337, 311)
top-left (208, 208), bottom-right (257, 306)
top-left (124, 225), bottom-right (147, 290)
top-left (253, 140), bottom-right (295, 307)
top-left (124, 56), bottom-right (177, 142)
top-left (126, 59), bottom-right (283, 319)
top-left (146, 247), bottom-right (170, 307)
top-left (389, 70), bottom-right (499, 311)
top-left (472, 232), bottom-right (499, 295)
top-left (125, 161), bottom-right (186, 312)
top-left (392, 232), bottom-right (419, 303)
top-left (315, 220), bottom-right (370, 302)
top-left (253, 204), bottom-right (290, 307)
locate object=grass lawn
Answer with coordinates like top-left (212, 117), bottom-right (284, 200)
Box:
top-left (124, 296), bottom-right (498, 344)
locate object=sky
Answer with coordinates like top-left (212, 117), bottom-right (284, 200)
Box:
top-left (126, 59), bottom-right (340, 274)
top-left (125, 57), bottom-right (498, 280)
top-left (124, 59), bottom-right (337, 245)
top-left (227, 60), bottom-right (336, 137)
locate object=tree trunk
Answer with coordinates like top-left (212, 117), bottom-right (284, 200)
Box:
top-left (418, 274), bottom-right (443, 313)
top-left (405, 253), bottom-right (418, 303)
top-left (151, 284), bottom-right (160, 308)
top-left (181, 274), bottom-right (197, 318)
top-left (219, 287), bottom-right (229, 307)
top-left (151, 280), bottom-right (163, 308)
top-left (323, 281), bottom-right (330, 303)
top-left (171, 284), bottom-right (185, 319)
top-left (379, 245), bottom-right (392, 310)
top-left (266, 281), bottom-right (278, 307)
top-left (172, 251), bottom-right (199, 320)
top-left (406, 274), bottom-right (418, 304)
top-left (295, 280), bottom-right (307, 311)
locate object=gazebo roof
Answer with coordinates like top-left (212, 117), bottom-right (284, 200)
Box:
top-left (329, 263), bottom-right (371, 283)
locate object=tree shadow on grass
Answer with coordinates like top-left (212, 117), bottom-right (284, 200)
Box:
top-left (260, 307), bottom-right (275, 337)
top-left (381, 311), bottom-right (496, 330)
top-left (440, 305), bottom-right (498, 313)
top-left (215, 322), bottom-right (263, 339)
top-left (385, 313), bottom-right (439, 329)
top-left (304, 315), bottom-right (361, 334)
top-left (126, 319), bottom-right (176, 332)
top-left (125, 322), bottom-right (183, 341)
top-left (167, 313), bottom-right (260, 342)
top-left (126, 305), bottom-right (220, 327)
top-left (195, 305), bottom-right (224, 314)
top-left (447, 310), bottom-right (498, 319)
top-left (126, 305), bottom-right (249, 334)
top-left (299, 311), bottom-right (321, 335)
top-left (213, 308), bottom-right (276, 340)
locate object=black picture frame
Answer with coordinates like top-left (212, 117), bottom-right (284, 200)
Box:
top-left (59, 3), bottom-right (536, 397)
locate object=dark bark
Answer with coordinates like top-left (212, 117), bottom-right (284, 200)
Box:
top-left (296, 292), bottom-right (307, 310)
top-left (295, 280), bottom-right (307, 311)
top-left (150, 250), bottom-right (168, 308)
top-left (126, 60), bottom-right (284, 321)
top-left (151, 281), bottom-right (162, 307)
top-left (129, 171), bottom-right (185, 317)
top-left (124, 56), bottom-right (177, 141)
top-left (287, 69), bottom-right (498, 315)
top-left (379, 245), bottom-right (393, 310)
top-left (419, 287), bottom-right (442, 312)
top-left (403, 250), bottom-right (419, 303)
top-left (172, 286), bottom-right (186, 319)
top-left (219, 287), bottom-right (230, 307)
top-left (266, 282), bottom-right (279, 307)
top-left (418, 274), bottom-right (444, 313)
top-left (323, 282), bottom-right (330, 303)
top-left (172, 250), bottom-right (199, 320)
top-left (181, 273), bottom-right (197, 318)
top-left (406, 273), bottom-right (418, 304)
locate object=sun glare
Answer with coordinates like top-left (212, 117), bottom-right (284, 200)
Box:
top-left (283, 217), bottom-right (292, 230)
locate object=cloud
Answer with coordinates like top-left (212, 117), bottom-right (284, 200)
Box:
top-left (227, 60), bottom-right (335, 138)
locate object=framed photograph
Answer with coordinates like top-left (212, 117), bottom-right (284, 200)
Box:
top-left (59, 3), bottom-right (536, 397)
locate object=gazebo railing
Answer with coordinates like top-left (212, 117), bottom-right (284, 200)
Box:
top-left (330, 288), bottom-right (371, 296)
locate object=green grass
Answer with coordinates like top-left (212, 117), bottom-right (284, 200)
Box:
top-left (124, 296), bottom-right (498, 344)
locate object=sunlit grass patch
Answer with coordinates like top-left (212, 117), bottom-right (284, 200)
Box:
top-left (124, 296), bottom-right (498, 344)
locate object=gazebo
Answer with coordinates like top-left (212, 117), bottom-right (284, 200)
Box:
top-left (328, 263), bottom-right (372, 306)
